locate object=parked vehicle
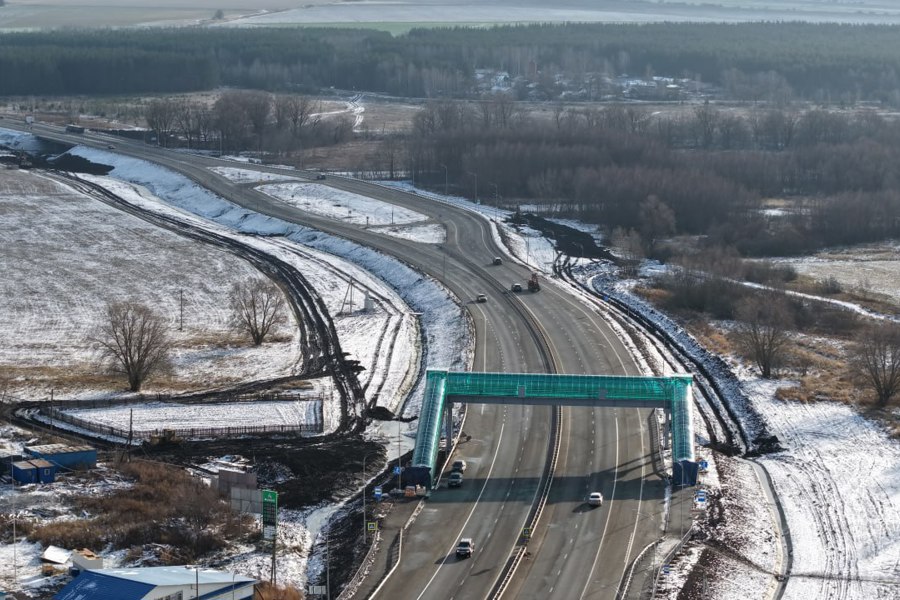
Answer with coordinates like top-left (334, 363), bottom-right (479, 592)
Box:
top-left (452, 459), bottom-right (467, 472)
top-left (588, 492), bottom-right (604, 507)
top-left (456, 538), bottom-right (475, 558)
top-left (448, 471), bottom-right (463, 487)
top-left (492, 257), bottom-right (503, 265)
top-left (528, 273), bottom-right (541, 292)
top-left (476, 293), bottom-right (487, 303)
top-left (315, 174), bottom-right (326, 180)
top-left (511, 283), bottom-right (523, 292)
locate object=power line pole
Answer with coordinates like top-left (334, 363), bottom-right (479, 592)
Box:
top-left (179, 289), bottom-right (184, 331)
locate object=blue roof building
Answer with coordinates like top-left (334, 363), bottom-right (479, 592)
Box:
top-left (25, 444), bottom-right (96, 470)
top-left (54, 566), bottom-right (256, 600)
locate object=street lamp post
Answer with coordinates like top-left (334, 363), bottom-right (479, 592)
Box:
top-left (467, 171), bottom-right (478, 203)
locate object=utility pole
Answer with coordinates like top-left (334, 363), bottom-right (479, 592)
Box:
top-left (179, 289), bottom-right (184, 331)
top-left (397, 420), bottom-right (402, 490)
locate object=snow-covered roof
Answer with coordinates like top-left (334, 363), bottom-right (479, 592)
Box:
top-left (54, 567), bottom-right (256, 600)
top-left (25, 444), bottom-right (95, 455)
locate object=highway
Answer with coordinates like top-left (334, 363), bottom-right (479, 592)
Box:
top-left (4, 121), bottom-right (672, 599)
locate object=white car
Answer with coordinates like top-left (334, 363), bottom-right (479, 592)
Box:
top-left (588, 492), bottom-right (604, 507)
top-left (476, 294), bottom-right (487, 303)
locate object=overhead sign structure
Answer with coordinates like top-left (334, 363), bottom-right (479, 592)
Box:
top-left (262, 489), bottom-right (278, 540)
top-left (409, 370), bottom-right (696, 489)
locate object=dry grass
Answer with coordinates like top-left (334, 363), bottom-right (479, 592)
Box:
top-left (255, 582), bottom-right (303, 600)
top-left (26, 460), bottom-right (254, 564)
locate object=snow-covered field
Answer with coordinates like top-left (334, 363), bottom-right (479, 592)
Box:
top-left (747, 375), bottom-right (900, 600)
top-left (0, 169), bottom-right (302, 400)
top-left (65, 399), bottom-right (322, 431)
top-left (774, 241), bottom-right (900, 307)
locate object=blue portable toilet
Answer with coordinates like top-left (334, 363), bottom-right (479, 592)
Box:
top-left (12, 459), bottom-right (57, 484)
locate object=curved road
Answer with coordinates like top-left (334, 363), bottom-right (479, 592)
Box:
top-left (6, 121), bottom-right (669, 599)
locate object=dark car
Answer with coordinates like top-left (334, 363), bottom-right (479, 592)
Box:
top-left (315, 174), bottom-right (327, 180)
top-left (456, 538), bottom-right (474, 558)
top-left (448, 471), bottom-right (463, 487)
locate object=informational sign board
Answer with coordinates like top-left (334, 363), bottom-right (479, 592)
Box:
top-left (699, 459), bottom-right (709, 471)
top-left (367, 521), bottom-right (378, 531)
top-left (262, 489), bottom-right (278, 540)
top-left (374, 486), bottom-right (383, 501)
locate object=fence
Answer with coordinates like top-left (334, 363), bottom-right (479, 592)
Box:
top-left (40, 403), bottom-right (323, 443)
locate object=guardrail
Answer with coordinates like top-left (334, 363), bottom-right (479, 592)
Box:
top-left (39, 404), bottom-right (323, 442)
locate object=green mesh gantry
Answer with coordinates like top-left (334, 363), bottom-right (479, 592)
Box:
top-left (409, 370), bottom-right (694, 488)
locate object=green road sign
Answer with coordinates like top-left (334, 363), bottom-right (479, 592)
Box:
top-left (262, 489), bottom-right (278, 540)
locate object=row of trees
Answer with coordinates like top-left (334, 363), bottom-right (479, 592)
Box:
top-left (736, 293), bottom-right (900, 406)
top-left (144, 91), bottom-right (349, 154)
top-left (4, 23), bottom-right (900, 102)
top-left (95, 278), bottom-right (287, 391)
top-left (396, 102), bottom-right (900, 256)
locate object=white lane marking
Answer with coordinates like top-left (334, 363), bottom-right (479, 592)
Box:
top-left (620, 409), bottom-right (647, 572)
top-left (579, 416), bottom-right (619, 600)
top-left (414, 420), bottom-right (507, 600)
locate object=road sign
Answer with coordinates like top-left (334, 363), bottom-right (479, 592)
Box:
top-left (699, 459), bottom-right (709, 470)
top-left (262, 489), bottom-right (278, 540)
top-left (522, 527), bottom-right (532, 539)
top-left (374, 486), bottom-right (383, 500)
top-left (662, 564), bottom-right (671, 575)
top-left (367, 521), bottom-right (378, 531)
top-left (393, 466), bottom-right (402, 475)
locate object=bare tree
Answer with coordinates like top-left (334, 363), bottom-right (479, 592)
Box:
top-left (94, 301), bottom-right (171, 392)
top-left (173, 100), bottom-right (203, 149)
top-left (229, 279), bottom-right (288, 346)
top-left (853, 323), bottom-right (900, 406)
top-left (638, 195), bottom-right (675, 256)
top-left (734, 294), bottom-right (793, 379)
top-left (145, 98), bottom-right (178, 147)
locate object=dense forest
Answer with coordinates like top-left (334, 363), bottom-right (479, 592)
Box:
top-left (3, 23), bottom-right (900, 103)
top-left (399, 102), bottom-right (900, 256)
